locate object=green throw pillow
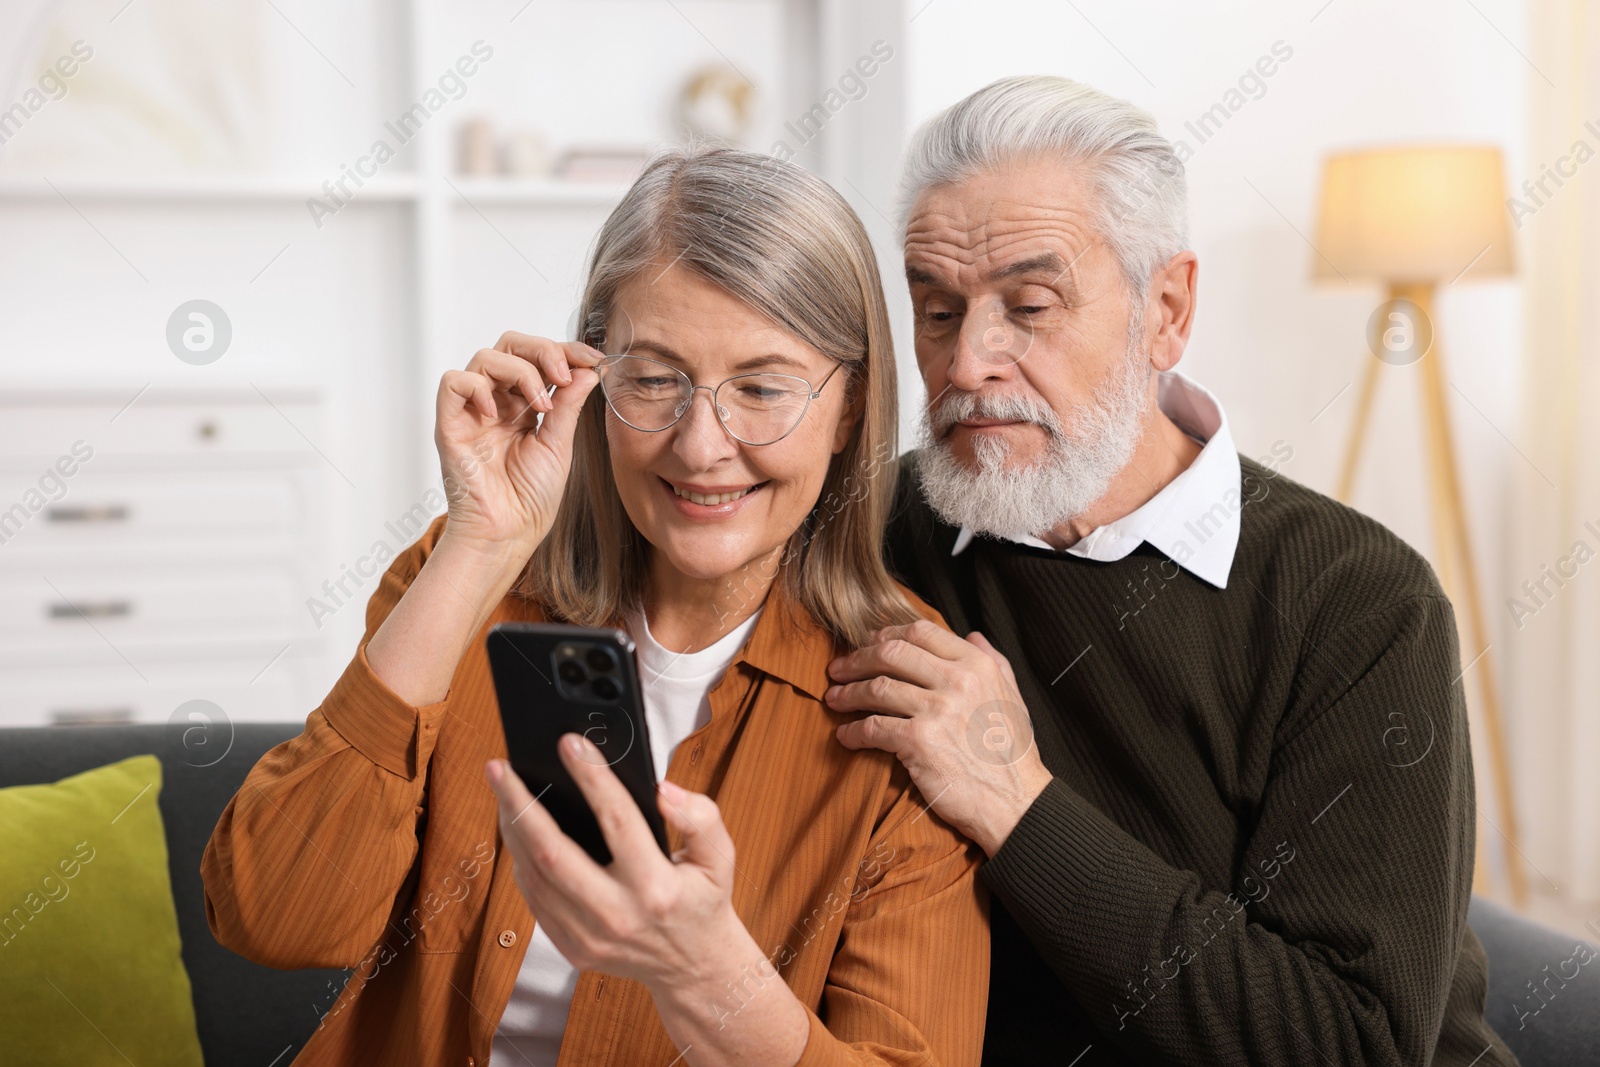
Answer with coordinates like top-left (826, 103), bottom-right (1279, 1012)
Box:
top-left (0, 754), bottom-right (204, 1066)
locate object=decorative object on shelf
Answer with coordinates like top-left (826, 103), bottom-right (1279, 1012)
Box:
top-left (554, 146), bottom-right (651, 184)
top-left (502, 127), bottom-right (550, 178)
top-left (1312, 143), bottom-right (1523, 904)
top-left (458, 116), bottom-right (497, 175)
top-left (677, 63), bottom-right (755, 145)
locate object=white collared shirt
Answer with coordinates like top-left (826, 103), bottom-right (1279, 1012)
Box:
top-left (950, 371), bottom-right (1242, 589)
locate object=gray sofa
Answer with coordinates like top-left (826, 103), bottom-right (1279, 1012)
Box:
top-left (0, 723), bottom-right (1594, 1066)
top-left (1470, 895), bottom-right (1599, 1066)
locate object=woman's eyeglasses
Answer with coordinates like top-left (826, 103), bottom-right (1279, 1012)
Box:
top-left (596, 354), bottom-right (843, 446)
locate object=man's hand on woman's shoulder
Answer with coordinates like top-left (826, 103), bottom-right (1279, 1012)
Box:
top-left (826, 618), bottom-right (1053, 855)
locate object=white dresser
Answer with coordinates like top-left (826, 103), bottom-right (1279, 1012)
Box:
top-left (0, 388), bottom-right (330, 727)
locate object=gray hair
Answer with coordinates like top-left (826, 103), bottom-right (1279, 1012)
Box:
top-left (898, 75), bottom-right (1189, 299)
top-left (522, 145), bottom-right (921, 649)
top-left (578, 148), bottom-right (876, 367)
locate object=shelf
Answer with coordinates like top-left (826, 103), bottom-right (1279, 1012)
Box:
top-left (0, 172), bottom-right (632, 207)
top-left (0, 172), bottom-right (418, 203)
top-left (444, 176), bottom-right (633, 207)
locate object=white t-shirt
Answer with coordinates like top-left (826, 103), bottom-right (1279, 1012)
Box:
top-left (490, 607), bottom-right (762, 1065)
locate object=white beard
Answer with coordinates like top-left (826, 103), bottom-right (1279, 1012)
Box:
top-left (917, 329), bottom-right (1152, 541)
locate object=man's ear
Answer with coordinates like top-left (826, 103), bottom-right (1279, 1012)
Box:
top-left (831, 370), bottom-right (865, 455)
top-left (1145, 250), bottom-right (1198, 372)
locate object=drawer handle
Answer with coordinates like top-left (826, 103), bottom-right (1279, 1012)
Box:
top-left (47, 505), bottom-right (129, 524)
top-left (51, 707), bottom-right (136, 725)
top-left (48, 600), bottom-right (132, 620)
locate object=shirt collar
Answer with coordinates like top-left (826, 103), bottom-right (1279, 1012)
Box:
top-left (725, 579), bottom-right (836, 701)
top-left (949, 371), bottom-right (1242, 589)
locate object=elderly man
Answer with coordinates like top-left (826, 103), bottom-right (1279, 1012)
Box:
top-left (825, 76), bottom-right (1517, 1066)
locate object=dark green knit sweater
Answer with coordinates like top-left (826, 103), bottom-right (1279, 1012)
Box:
top-left (885, 451), bottom-right (1517, 1067)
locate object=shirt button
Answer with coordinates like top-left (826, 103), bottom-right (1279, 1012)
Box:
top-left (497, 929), bottom-right (517, 948)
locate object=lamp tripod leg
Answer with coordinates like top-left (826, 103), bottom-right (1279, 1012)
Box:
top-left (1409, 283), bottom-right (1526, 906)
top-left (1336, 351), bottom-right (1383, 504)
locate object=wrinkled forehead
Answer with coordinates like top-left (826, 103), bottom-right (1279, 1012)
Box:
top-left (604, 262), bottom-right (831, 379)
top-left (903, 164), bottom-right (1104, 287)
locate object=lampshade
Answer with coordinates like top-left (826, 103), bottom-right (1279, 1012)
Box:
top-left (1312, 145), bottom-right (1515, 284)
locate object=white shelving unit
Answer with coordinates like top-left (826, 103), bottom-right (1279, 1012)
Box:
top-left (0, 0), bottom-right (909, 719)
top-left (0, 388), bottom-right (327, 726)
top-left (0, 175), bottom-right (635, 207)
top-left (0, 174), bottom-right (424, 202)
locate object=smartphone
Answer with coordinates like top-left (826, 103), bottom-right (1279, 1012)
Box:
top-left (486, 622), bottom-right (669, 865)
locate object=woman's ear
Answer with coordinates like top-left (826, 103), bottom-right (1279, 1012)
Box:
top-left (830, 370), bottom-right (865, 455)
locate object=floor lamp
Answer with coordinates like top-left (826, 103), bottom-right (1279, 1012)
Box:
top-left (1313, 145), bottom-right (1525, 905)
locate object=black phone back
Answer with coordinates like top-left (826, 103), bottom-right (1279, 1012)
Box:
top-left (486, 622), bottom-right (669, 865)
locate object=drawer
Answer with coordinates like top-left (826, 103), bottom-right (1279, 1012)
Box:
top-left (0, 469), bottom-right (311, 560)
top-left (0, 657), bottom-right (310, 728)
top-left (0, 564), bottom-right (303, 660)
top-left (0, 389), bottom-right (322, 462)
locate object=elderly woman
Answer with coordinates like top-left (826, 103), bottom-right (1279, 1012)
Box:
top-left (201, 148), bottom-right (988, 1067)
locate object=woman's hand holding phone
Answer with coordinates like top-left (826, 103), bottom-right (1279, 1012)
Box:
top-left (486, 739), bottom-right (742, 986)
top-left (485, 742), bottom-right (812, 1066)
top-left (435, 331), bottom-right (603, 559)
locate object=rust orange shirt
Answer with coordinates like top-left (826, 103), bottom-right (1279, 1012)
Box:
top-left (201, 517), bottom-right (990, 1066)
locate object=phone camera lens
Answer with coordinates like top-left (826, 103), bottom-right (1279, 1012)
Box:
top-left (557, 661), bottom-right (587, 685)
top-left (590, 676), bottom-right (619, 701)
top-left (585, 647), bottom-right (617, 674)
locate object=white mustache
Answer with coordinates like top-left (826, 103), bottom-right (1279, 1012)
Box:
top-left (930, 390), bottom-right (1066, 439)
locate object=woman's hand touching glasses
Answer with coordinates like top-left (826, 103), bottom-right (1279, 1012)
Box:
top-left (435, 331), bottom-right (603, 559)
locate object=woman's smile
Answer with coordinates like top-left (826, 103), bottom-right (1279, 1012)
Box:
top-left (659, 475), bottom-right (770, 518)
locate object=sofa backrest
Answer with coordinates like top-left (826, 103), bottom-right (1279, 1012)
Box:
top-left (7, 724), bottom-right (1593, 1067)
top-left (1471, 895), bottom-right (1600, 1067)
top-left (0, 723), bottom-right (347, 1067)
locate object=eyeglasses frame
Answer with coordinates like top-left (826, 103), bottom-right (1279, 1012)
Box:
top-left (596, 353), bottom-right (845, 446)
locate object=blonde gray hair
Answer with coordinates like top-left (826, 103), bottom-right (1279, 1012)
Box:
top-left (899, 75), bottom-right (1189, 300)
top-left (519, 146), bottom-right (918, 649)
